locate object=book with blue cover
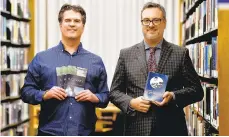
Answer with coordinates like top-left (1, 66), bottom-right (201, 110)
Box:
top-left (143, 72), bottom-right (168, 102)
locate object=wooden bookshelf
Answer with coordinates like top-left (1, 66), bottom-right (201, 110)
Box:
top-left (1, 0), bottom-right (32, 135)
top-left (182, 0), bottom-right (204, 23)
top-left (198, 75), bottom-right (218, 85)
top-left (1, 96), bottom-right (21, 103)
top-left (180, 0), bottom-right (219, 136)
top-left (1, 10), bottom-right (31, 22)
top-left (218, 9), bottom-right (229, 136)
top-left (1, 69), bottom-right (27, 75)
top-left (185, 28), bottom-right (217, 45)
top-left (26, 0), bottom-right (37, 135)
top-left (192, 107), bottom-right (219, 131)
top-left (181, 0), bottom-right (229, 136)
top-left (1, 118), bottom-right (30, 132)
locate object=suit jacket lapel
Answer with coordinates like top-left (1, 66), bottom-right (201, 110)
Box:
top-left (157, 39), bottom-right (173, 73)
top-left (136, 41), bottom-right (148, 78)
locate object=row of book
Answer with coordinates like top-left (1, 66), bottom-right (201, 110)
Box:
top-left (197, 83), bottom-right (218, 128)
top-left (0, 0), bottom-right (30, 19)
top-left (182, 0), bottom-right (218, 42)
top-left (1, 123), bottom-right (29, 136)
top-left (186, 83), bottom-right (219, 135)
top-left (1, 16), bottom-right (30, 44)
top-left (0, 46), bottom-right (28, 71)
top-left (1, 73), bottom-right (26, 98)
top-left (186, 105), bottom-right (218, 136)
top-left (182, 0), bottom-right (197, 15)
top-left (186, 107), bottom-right (205, 136)
top-left (0, 100), bottom-right (29, 128)
top-left (0, 0), bottom-right (8, 11)
top-left (1, 0), bottom-right (31, 136)
top-left (186, 37), bottom-right (217, 78)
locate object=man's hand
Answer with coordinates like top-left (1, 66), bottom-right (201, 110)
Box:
top-left (130, 96), bottom-right (151, 113)
top-left (153, 91), bottom-right (173, 107)
top-left (75, 89), bottom-right (99, 103)
top-left (43, 86), bottom-right (67, 101)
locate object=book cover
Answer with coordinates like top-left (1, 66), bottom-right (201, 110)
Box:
top-left (143, 72), bottom-right (168, 102)
top-left (56, 66), bottom-right (87, 97)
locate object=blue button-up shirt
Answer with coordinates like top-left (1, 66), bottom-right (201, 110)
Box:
top-left (21, 41), bottom-right (109, 135)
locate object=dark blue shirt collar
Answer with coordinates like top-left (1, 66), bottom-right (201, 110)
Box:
top-left (58, 41), bottom-right (83, 55)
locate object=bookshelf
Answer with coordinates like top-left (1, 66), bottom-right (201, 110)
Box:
top-left (1, 0), bottom-right (31, 135)
top-left (180, 0), bottom-right (220, 136)
top-left (1, 69), bottom-right (27, 75)
top-left (1, 96), bottom-right (21, 103)
top-left (1, 40), bottom-right (30, 47)
top-left (218, 7), bottom-right (229, 136)
top-left (1, 118), bottom-right (30, 132)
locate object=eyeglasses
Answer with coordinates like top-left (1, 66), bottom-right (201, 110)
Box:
top-left (141, 18), bottom-right (163, 26)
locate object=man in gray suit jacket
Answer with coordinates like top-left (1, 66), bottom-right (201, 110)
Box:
top-left (110, 2), bottom-right (204, 136)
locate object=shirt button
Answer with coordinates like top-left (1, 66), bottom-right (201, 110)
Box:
top-left (70, 103), bottom-right (72, 105)
top-left (70, 116), bottom-right (72, 119)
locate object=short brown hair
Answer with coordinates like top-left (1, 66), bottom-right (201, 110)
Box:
top-left (141, 2), bottom-right (166, 20)
top-left (58, 4), bottom-right (86, 24)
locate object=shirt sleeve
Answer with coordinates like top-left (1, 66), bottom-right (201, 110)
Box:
top-left (94, 60), bottom-right (109, 108)
top-left (21, 54), bottom-right (46, 105)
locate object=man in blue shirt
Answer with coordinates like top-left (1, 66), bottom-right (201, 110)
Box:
top-left (21, 4), bottom-right (109, 136)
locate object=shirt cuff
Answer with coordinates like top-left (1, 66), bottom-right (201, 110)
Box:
top-left (35, 90), bottom-right (46, 103)
top-left (128, 103), bottom-right (135, 112)
top-left (95, 93), bottom-right (102, 103)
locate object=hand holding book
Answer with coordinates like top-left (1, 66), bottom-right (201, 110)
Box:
top-left (129, 96), bottom-right (151, 113)
top-left (75, 89), bottom-right (99, 103)
top-left (152, 91), bottom-right (174, 107)
top-left (43, 86), bottom-right (67, 101)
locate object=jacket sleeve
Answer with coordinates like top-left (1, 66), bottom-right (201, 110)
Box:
top-left (173, 48), bottom-right (204, 108)
top-left (21, 54), bottom-right (46, 105)
top-left (109, 50), bottom-right (134, 115)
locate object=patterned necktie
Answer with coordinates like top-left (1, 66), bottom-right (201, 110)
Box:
top-left (148, 47), bottom-right (157, 72)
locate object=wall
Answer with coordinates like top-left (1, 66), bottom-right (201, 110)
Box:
top-left (35, 0), bottom-right (180, 87)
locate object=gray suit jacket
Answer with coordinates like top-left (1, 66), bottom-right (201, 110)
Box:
top-left (110, 39), bottom-right (204, 135)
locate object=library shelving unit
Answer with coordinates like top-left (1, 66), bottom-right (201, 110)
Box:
top-left (180, 0), bottom-right (229, 136)
top-left (218, 2), bottom-right (229, 136)
top-left (180, 0), bottom-right (220, 136)
top-left (0, 0), bottom-right (32, 135)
